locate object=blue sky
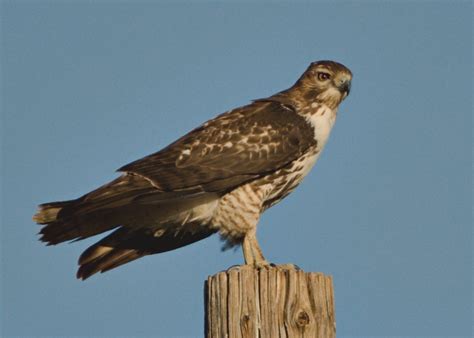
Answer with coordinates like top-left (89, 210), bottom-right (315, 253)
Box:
top-left (1, 1), bottom-right (472, 337)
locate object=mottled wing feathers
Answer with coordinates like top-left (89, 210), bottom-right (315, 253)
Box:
top-left (119, 101), bottom-right (316, 193)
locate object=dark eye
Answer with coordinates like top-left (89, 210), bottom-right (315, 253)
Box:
top-left (317, 72), bottom-right (331, 81)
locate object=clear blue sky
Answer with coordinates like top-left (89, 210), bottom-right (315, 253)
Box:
top-left (1, 1), bottom-right (472, 337)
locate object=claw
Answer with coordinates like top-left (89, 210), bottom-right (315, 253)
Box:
top-left (253, 261), bottom-right (271, 270)
top-left (271, 263), bottom-right (301, 271)
top-left (226, 264), bottom-right (243, 272)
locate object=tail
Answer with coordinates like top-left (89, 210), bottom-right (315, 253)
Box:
top-left (34, 200), bottom-right (82, 244)
top-left (33, 174), bottom-right (157, 245)
top-left (77, 225), bottom-right (216, 280)
top-left (34, 200), bottom-right (121, 245)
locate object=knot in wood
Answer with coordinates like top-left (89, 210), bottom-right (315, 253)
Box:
top-left (240, 314), bottom-right (250, 327)
top-left (296, 310), bottom-right (310, 327)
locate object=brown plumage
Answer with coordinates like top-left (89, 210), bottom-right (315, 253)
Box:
top-left (34, 60), bottom-right (352, 279)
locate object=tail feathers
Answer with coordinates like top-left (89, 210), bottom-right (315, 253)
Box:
top-left (34, 174), bottom-right (160, 245)
top-left (77, 225), bottom-right (216, 280)
top-left (35, 201), bottom-right (121, 245)
top-left (38, 218), bottom-right (119, 246)
top-left (34, 200), bottom-right (91, 245)
top-left (33, 201), bottom-right (76, 224)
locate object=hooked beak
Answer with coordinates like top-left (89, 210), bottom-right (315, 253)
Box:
top-left (338, 79), bottom-right (351, 96)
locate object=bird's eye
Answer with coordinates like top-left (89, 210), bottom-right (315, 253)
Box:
top-left (317, 72), bottom-right (331, 81)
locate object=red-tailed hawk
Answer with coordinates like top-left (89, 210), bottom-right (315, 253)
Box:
top-left (34, 60), bottom-right (352, 280)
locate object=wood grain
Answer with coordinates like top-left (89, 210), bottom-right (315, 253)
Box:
top-left (205, 265), bottom-right (335, 338)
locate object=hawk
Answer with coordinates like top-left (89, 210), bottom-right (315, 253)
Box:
top-left (34, 60), bottom-right (352, 280)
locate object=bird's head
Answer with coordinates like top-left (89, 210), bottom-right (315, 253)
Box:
top-left (292, 60), bottom-right (352, 109)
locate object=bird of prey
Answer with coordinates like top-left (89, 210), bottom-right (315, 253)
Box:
top-left (34, 60), bottom-right (352, 280)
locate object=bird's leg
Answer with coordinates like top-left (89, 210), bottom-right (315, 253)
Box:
top-left (242, 229), bottom-right (269, 268)
top-left (241, 231), bottom-right (299, 271)
top-left (242, 235), bottom-right (255, 265)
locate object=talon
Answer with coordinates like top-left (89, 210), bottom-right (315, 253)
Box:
top-left (274, 263), bottom-right (301, 271)
top-left (226, 264), bottom-right (243, 272)
top-left (254, 260), bottom-right (271, 270)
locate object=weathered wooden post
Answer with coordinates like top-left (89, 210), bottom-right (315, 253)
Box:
top-left (205, 265), bottom-right (335, 337)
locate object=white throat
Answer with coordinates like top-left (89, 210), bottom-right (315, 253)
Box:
top-left (305, 103), bottom-right (338, 151)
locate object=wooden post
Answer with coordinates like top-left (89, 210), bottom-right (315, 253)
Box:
top-left (205, 265), bottom-right (336, 338)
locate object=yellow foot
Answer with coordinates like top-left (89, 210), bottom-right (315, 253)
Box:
top-left (253, 260), bottom-right (271, 270)
top-left (226, 262), bottom-right (301, 272)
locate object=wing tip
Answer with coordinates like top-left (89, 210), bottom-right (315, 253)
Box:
top-left (76, 244), bottom-right (142, 280)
